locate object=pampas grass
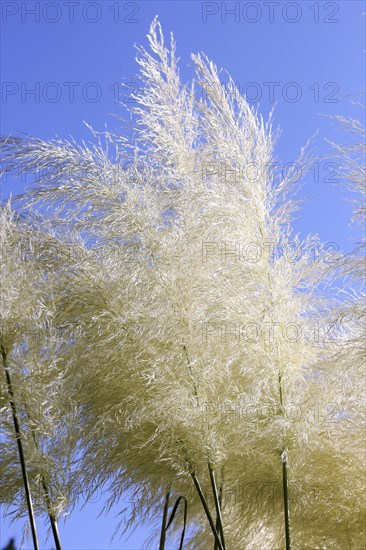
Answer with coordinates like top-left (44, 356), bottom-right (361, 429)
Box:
top-left (0, 18), bottom-right (364, 550)
top-left (0, 204), bottom-right (82, 549)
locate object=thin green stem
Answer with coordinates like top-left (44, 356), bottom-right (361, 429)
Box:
top-left (165, 495), bottom-right (188, 550)
top-left (278, 372), bottom-right (291, 550)
top-left (178, 436), bottom-right (224, 550)
top-left (25, 404), bottom-right (62, 550)
top-left (214, 479), bottom-right (223, 550)
top-left (178, 497), bottom-right (188, 550)
top-left (263, 248), bottom-right (292, 550)
top-left (1, 346), bottom-right (39, 550)
top-left (278, 372), bottom-right (284, 410)
top-left (191, 472), bottom-right (224, 550)
top-left (182, 346), bottom-right (226, 549)
top-left (282, 452), bottom-right (291, 550)
top-left (207, 461), bottom-right (226, 549)
top-left (159, 488), bottom-right (171, 550)
top-left (48, 513), bottom-right (62, 550)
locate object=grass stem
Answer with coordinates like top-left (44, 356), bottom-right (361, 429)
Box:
top-left (159, 488), bottom-right (170, 550)
top-left (207, 461), bottom-right (226, 549)
top-left (191, 472), bottom-right (224, 550)
top-left (1, 346), bottom-right (39, 550)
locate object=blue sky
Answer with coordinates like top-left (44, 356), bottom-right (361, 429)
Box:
top-left (1, 1), bottom-right (365, 548)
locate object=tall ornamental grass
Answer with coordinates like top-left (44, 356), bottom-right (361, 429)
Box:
top-left (1, 19), bottom-right (364, 550)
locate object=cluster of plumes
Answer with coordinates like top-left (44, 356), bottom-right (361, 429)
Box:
top-left (0, 204), bottom-right (82, 529)
top-left (1, 18), bottom-right (365, 549)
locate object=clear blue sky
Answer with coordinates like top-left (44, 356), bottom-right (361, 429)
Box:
top-left (1, 1), bottom-right (365, 548)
